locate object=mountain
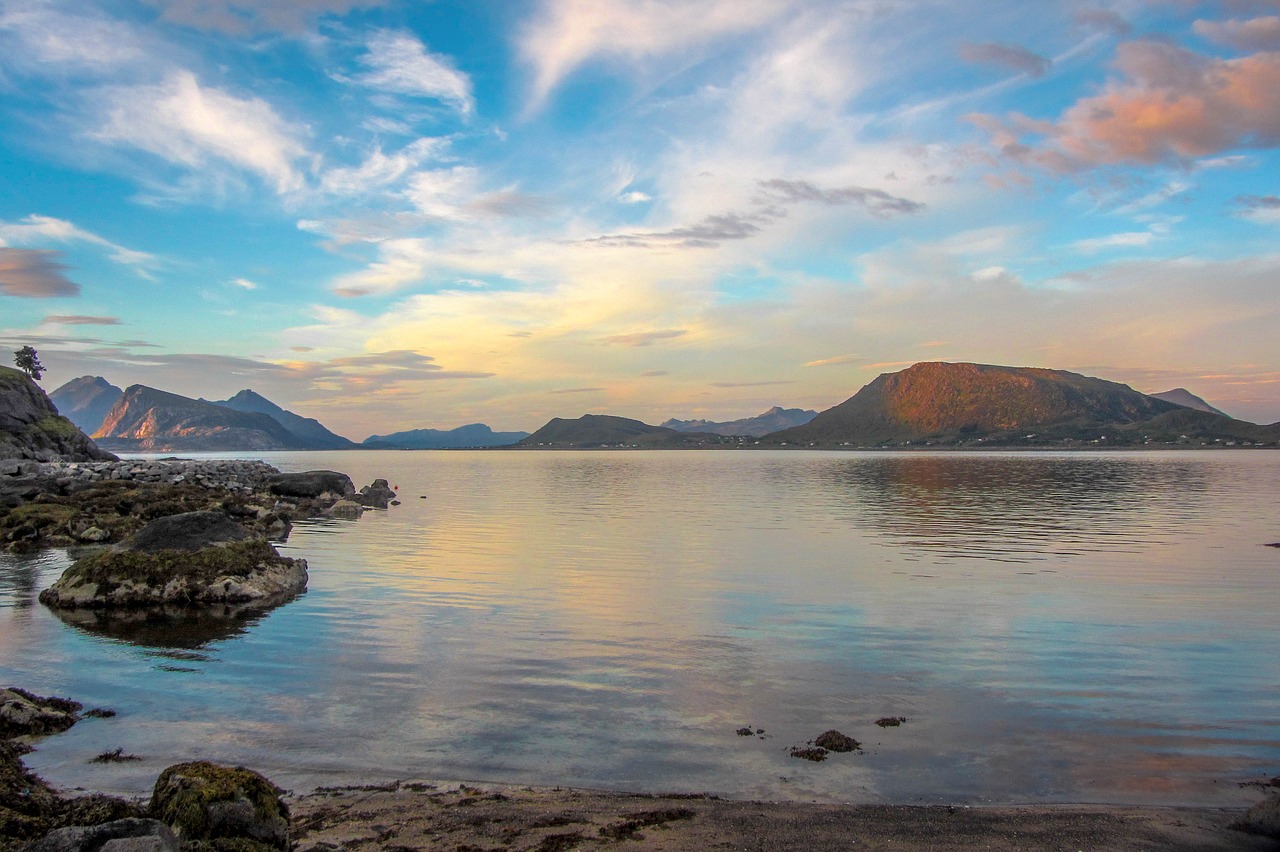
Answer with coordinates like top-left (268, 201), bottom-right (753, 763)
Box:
top-left (363, 423), bottom-right (530, 449)
top-left (211, 389), bottom-right (355, 449)
top-left (1149, 388), bottom-right (1226, 416)
top-left (518, 414), bottom-right (737, 448)
top-left (49, 376), bottom-right (124, 434)
top-left (94, 385), bottom-right (312, 452)
top-left (763, 362), bottom-right (1280, 447)
top-left (0, 367), bottom-right (115, 461)
top-left (661, 406), bottom-right (817, 437)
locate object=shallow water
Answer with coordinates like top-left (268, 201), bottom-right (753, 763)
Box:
top-left (2, 450), bottom-right (1278, 806)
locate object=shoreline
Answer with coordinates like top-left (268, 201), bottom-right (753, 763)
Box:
top-left (286, 778), bottom-right (1280, 851)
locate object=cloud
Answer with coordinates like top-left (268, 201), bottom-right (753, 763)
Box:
top-left (232, 278), bottom-right (258, 290)
top-left (958, 42), bottom-right (1052, 77)
top-left (93, 71), bottom-right (311, 195)
top-left (350, 30), bottom-right (474, 116)
top-left (0, 215), bottom-right (155, 267)
top-left (1071, 231), bottom-right (1156, 252)
top-left (619, 191), bottom-right (652, 204)
top-left (143, 0), bottom-right (388, 35)
top-left (42, 315), bottom-right (121, 325)
top-left (600, 329), bottom-right (688, 347)
top-left (518, 0), bottom-right (789, 111)
top-left (1074, 9), bottom-right (1132, 36)
top-left (803, 354), bottom-right (862, 367)
top-left (0, 248), bottom-right (80, 298)
top-left (711, 380), bottom-right (795, 388)
top-left (1193, 16), bottom-right (1280, 51)
top-left (756, 179), bottom-right (926, 217)
top-left (973, 40), bottom-right (1280, 170)
top-left (549, 386), bottom-right (605, 394)
top-left (0, 3), bottom-right (147, 73)
top-left (1235, 193), bottom-right (1280, 222)
top-left (318, 138), bottom-right (447, 197)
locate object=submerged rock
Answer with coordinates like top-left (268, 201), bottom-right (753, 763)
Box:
top-left (150, 761), bottom-right (289, 851)
top-left (326, 500), bottom-right (363, 520)
top-left (38, 538), bottom-right (307, 610)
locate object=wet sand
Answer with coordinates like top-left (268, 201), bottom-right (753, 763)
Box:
top-left (289, 780), bottom-right (1280, 851)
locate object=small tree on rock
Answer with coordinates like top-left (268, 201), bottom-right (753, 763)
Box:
top-left (14, 345), bottom-right (45, 381)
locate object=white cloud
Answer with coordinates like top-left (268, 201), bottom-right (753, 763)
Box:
top-left (518, 0), bottom-right (790, 112)
top-left (619, 191), bottom-right (652, 204)
top-left (232, 277), bottom-right (258, 290)
top-left (92, 70), bottom-right (311, 195)
top-left (0, 214), bottom-right (155, 267)
top-left (1071, 231), bottom-right (1155, 253)
top-left (351, 29), bottom-right (474, 116)
top-left (318, 137), bottom-right (447, 197)
top-left (0, 2), bottom-right (147, 73)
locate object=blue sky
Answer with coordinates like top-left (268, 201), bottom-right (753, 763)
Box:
top-left (1, 0), bottom-right (1278, 438)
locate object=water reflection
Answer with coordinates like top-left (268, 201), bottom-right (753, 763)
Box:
top-left (807, 454), bottom-right (1213, 560)
top-left (48, 594), bottom-right (302, 650)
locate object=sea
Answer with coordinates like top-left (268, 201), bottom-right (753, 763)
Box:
top-left (2, 449), bottom-right (1278, 806)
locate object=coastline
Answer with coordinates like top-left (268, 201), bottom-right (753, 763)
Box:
top-left (287, 779), bottom-right (1280, 851)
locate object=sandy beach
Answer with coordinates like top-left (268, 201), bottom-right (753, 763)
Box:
top-left (288, 780), bottom-right (1280, 851)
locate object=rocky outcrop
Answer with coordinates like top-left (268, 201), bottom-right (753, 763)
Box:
top-left (0, 367), bottom-right (115, 463)
top-left (0, 689), bottom-right (81, 739)
top-left (150, 762), bottom-right (289, 851)
top-left (38, 515), bottom-right (308, 609)
top-left (357, 478), bottom-right (396, 508)
top-left (266, 470), bottom-right (354, 500)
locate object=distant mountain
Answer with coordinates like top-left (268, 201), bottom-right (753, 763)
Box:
top-left (94, 385), bottom-right (312, 452)
top-left (1, 367), bottom-right (115, 462)
top-left (661, 406), bottom-right (817, 437)
top-left (211, 389), bottom-right (355, 450)
top-left (49, 376), bottom-right (123, 434)
top-left (363, 423), bottom-right (530, 449)
top-left (518, 414), bottom-right (737, 448)
top-left (1149, 388), bottom-right (1226, 416)
top-left (763, 362), bottom-right (1280, 447)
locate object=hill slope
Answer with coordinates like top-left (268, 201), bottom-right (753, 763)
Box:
top-left (0, 367), bottom-right (116, 461)
top-left (363, 423), bottom-right (529, 449)
top-left (1149, 388), bottom-right (1225, 416)
top-left (662, 406), bottom-right (817, 437)
top-left (764, 362), bottom-right (1277, 447)
top-left (211, 389), bottom-right (355, 449)
top-left (94, 385), bottom-right (309, 452)
top-left (518, 414), bottom-right (736, 448)
top-left (49, 376), bottom-right (124, 434)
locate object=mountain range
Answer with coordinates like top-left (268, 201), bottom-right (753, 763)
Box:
top-left (661, 406), bottom-right (817, 437)
top-left (517, 415), bottom-right (739, 448)
top-left (363, 424), bottom-right (530, 449)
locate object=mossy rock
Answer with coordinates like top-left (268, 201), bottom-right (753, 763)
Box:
top-left (150, 762), bottom-right (289, 851)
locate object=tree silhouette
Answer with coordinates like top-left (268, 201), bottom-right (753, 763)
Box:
top-left (13, 346), bottom-right (45, 381)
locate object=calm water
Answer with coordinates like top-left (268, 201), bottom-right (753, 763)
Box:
top-left (2, 450), bottom-right (1278, 806)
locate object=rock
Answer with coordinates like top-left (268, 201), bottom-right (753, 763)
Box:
top-left (149, 762), bottom-right (289, 850)
top-left (76, 526), bottom-right (110, 543)
top-left (0, 367), bottom-right (116, 463)
top-left (121, 511), bottom-right (247, 554)
top-left (813, 730), bottom-right (860, 752)
top-left (357, 479), bottom-right (396, 509)
top-left (266, 471), bottom-right (354, 500)
top-left (38, 540), bottom-right (307, 609)
top-left (326, 500), bottom-right (364, 519)
top-left (0, 688), bottom-right (83, 739)
top-left (1236, 794), bottom-right (1280, 839)
top-left (20, 818), bottom-right (177, 852)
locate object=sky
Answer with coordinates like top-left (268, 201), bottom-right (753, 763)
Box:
top-left (1, 0), bottom-right (1279, 440)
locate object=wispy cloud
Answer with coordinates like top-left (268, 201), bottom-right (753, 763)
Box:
top-left (1193, 16), bottom-right (1280, 51)
top-left (43, 315), bottom-right (121, 325)
top-left (803, 354), bottom-right (862, 367)
top-left (0, 215), bottom-right (155, 267)
top-left (958, 42), bottom-right (1052, 77)
top-left (92, 71), bottom-right (310, 195)
top-left (600, 329), bottom-right (688, 347)
top-left (347, 30), bottom-right (474, 117)
top-left (143, 0), bottom-right (389, 35)
top-left (0, 248), bottom-right (79, 298)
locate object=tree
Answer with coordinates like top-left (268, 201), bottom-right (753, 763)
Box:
top-left (13, 345), bottom-right (44, 381)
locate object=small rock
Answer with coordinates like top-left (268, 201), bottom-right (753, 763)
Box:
top-left (76, 526), bottom-right (110, 543)
top-left (327, 500), bottom-right (364, 519)
top-left (875, 716), bottom-right (907, 728)
top-left (21, 818), bottom-right (178, 852)
top-left (789, 746), bottom-right (828, 762)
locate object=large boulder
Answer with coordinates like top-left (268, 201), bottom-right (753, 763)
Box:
top-left (122, 511), bottom-right (246, 554)
top-left (149, 762), bottom-right (289, 850)
top-left (0, 367), bottom-right (116, 462)
top-left (0, 688), bottom-right (81, 739)
top-left (266, 471), bottom-right (353, 500)
top-left (356, 479), bottom-right (396, 509)
top-left (20, 818), bottom-right (177, 852)
top-left (38, 539), bottom-right (307, 610)
top-left (1237, 794), bottom-right (1280, 839)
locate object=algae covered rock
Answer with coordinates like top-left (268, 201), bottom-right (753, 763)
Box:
top-left (0, 689), bottom-right (81, 739)
top-left (149, 762), bottom-right (289, 851)
top-left (20, 817), bottom-right (177, 852)
top-left (38, 539), bottom-right (306, 610)
top-left (123, 512), bottom-right (245, 554)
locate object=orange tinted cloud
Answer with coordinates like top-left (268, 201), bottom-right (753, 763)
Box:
top-left (974, 40), bottom-right (1280, 170)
